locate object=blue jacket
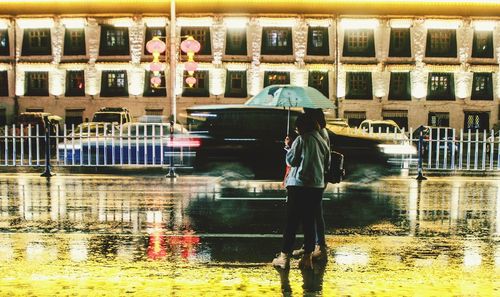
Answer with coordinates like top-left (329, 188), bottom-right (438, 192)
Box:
top-left (285, 130), bottom-right (330, 188)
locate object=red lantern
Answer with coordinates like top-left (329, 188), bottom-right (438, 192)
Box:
top-left (150, 62), bottom-right (164, 72)
top-left (151, 76), bottom-right (162, 87)
top-left (146, 37), bottom-right (166, 54)
top-left (180, 36), bottom-right (201, 54)
top-left (184, 61), bottom-right (198, 75)
top-left (185, 76), bottom-right (197, 87)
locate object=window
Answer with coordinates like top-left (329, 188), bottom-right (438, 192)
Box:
top-left (427, 73), bottom-right (454, 100)
top-left (307, 27), bottom-right (329, 56)
top-left (428, 112), bottom-right (450, 126)
top-left (343, 29), bottom-right (375, 57)
top-left (224, 71), bottom-right (247, 98)
top-left (26, 108), bottom-right (44, 112)
top-left (22, 29), bottom-right (51, 55)
top-left (64, 28), bottom-right (85, 55)
top-left (180, 27), bottom-right (211, 55)
top-left (425, 29), bottom-right (456, 58)
top-left (308, 71), bottom-right (329, 97)
top-left (0, 30), bottom-right (9, 56)
top-left (144, 27), bottom-right (166, 55)
top-left (343, 111), bottom-right (366, 127)
top-left (345, 72), bottom-right (372, 99)
top-left (25, 72), bottom-right (49, 96)
top-left (225, 28), bottom-right (247, 55)
top-left (65, 70), bottom-right (85, 97)
top-left (261, 27), bottom-right (293, 55)
top-left (0, 71), bottom-right (7, 96)
top-left (99, 25), bottom-right (129, 56)
top-left (182, 71), bottom-right (209, 97)
top-left (389, 28), bottom-right (411, 57)
top-left (100, 71), bottom-right (128, 97)
top-left (464, 111), bottom-right (489, 130)
top-left (65, 109), bottom-right (84, 127)
top-left (382, 110), bottom-right (408, 130)
top-left (0, 108), bottom-right (5, 125)
top-left (264, 71), bottom-right (290, 87)
top-left (472, 31), bottom-right (493, 58)
top-left (472, 73), bottom-right (493, 100)
top-left (388, 72), bottom-right (411, 100)
top-left (144, 71), bottom-right (166, 97)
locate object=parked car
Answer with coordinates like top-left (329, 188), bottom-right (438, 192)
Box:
top-left (359, 119), bottom-right (408, 140)
top-left (92, 107), bottom-right (132, 126)
top-left (57, 122), bottom-right (200, 166)
top-left (412, 125), bottom-right (457, 157)
top-left (486, 130), bottom-right (500, 154)
top-left (67, 122), bottom-right (119, 138)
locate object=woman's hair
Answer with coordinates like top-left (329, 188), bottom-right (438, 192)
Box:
top-left (295, 113), bottom-right (317, 135)
top-left (304, 108), bottom-right (326, 129)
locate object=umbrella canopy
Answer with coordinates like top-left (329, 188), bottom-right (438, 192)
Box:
top-left (245, 85), bottom-right (335, 109)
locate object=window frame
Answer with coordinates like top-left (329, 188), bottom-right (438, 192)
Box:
top-left (471, 72), bottom-right (493, 100)
top-left (388, 28), bottom-right (411, 57)
top-left (343, 29), bottom-right (375, 57)
top-left (472, 30), bottom-right (494, 58)
top-left (225, 28), bottom-right (247, 56)
top-left (428, 112), bottom-right (450, 127)
top-left (308, 71), bottom-right (329, 97)
top-left (100, 70), bottom-right (129, 97)
top-left (180, 27), bottom-right (212, 55)
top-left (464, 111), bottom-right (489, 131)
top-left (345, 72), bottom-right (373, 100)
top-left (143, 70), bottom-right (167, 97)
top-left (182, 70), bottom-right (210, 97)
top-left (0, 29), bottom-right (9, 56)
top-left (307, 27), bottom-right (329, 56)
top-left (261, 27), bottom-right (293, 55)
top-left (25, 71), bottom-right (49, 96)
top-left (388, 72), bottom-right (411, 100)
top-left (22, 28), bottom-right (51, 56)
top-left (0, 71), bottom-right (8, 96)
top-left (64, 28), bottom-right (86, 56)
top-left (99, 25), bottom-right (130, 56)
top-left (263, 71), bottom-right (290, 87)
top-left (65, 70), bottom-right (85, 97)
top-left (427, 72), bottom-right (455, 100)
top-left (224, 70), bottom-right (247, 98)
top-left (425, 29), bottom-right (457, 58)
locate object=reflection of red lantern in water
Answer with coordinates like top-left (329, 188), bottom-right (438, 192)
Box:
top-left (147, 230), bottom-right (167, 260)
top-left (169, 231), bottom-right (200, 260)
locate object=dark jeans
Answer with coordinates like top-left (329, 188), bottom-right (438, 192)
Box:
top-left (281, 186), bottom-right (323, 254)
top-left (314, 196), bottom-right (326, 246)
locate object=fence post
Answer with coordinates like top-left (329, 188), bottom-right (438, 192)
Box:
top-left (166, 120), bottom-right (177, 178)
top-left (41, 119), bottom-right (54, 177)
top-left (416, 132), bottom-right (427, 180)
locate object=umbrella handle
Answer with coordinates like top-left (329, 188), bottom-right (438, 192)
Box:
top-left (286, 108), bottom-right (290, 135)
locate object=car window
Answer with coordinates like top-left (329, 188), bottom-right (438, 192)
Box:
top-left (371, 124), bottom-right (399, 133)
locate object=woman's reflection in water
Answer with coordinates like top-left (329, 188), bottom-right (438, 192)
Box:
top-left (275, 255), bottom-right (328, 296)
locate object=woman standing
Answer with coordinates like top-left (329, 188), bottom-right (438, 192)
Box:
top-left (272, 113), bottom-right (330, 269)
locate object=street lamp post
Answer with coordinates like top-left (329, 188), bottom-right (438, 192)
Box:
top-left (169, 0), bottom-right (177, 124)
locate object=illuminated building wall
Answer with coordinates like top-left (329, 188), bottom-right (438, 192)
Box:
top-left (0, 13), bottom-right (498, 129)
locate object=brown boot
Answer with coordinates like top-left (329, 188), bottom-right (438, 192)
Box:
top-left (272, 252), bottom-right (290, 269)
top-left (298, 252), bottom-right (313, 270)
top-left (311, 244), bottom-right (327, 260)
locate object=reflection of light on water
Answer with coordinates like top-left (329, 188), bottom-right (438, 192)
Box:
top-left (334, 246), bottom-right (369, 266)
top-left (463, 242), bottom-right (482, 268)
top-left (496, 186), bottom-right (500, 236)
top-left (408, 181), bottom-right (418, 236)
top-left (26, 242), bottom-right (57, 262)
top-left (117, 244), bottom-right (135, 262)
top-left (0, 241), bottom-right (14, 261)
top-left (69, 239), bottom-right (88, 262)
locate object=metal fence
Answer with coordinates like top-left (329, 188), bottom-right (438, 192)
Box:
top-left (1, 123), bottom-right (500, 173)
top-left (0, 123), bottom-right (198, 168)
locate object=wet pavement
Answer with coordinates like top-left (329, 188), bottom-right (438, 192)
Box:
top-left (0, 173), bottom-right (498, 296)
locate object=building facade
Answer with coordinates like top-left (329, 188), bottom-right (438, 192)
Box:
top-left (0, 1), bottom-right (499, 130)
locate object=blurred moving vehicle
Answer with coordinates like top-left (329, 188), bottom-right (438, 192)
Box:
top-left (57, 121), bottom-right (200, 166)
top-left (412, 125), bottom-right (457, 157)
top-left (92, 107), bottom-right (132, 126)
top-left (359, 120), bottom-right (408, 139)
top-left (186, 105), bottom-right (390, 178)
